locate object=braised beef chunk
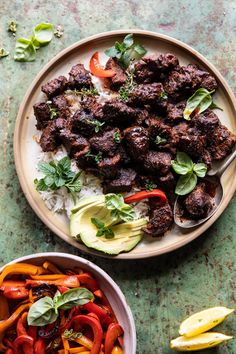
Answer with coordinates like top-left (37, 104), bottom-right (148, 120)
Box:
top-left (124, 126), bottom-right (149, 158)
top-left (68, 64), bottom-right (93, 89)
top-left (128, 83), bottom-right (166, 107)
top-left (59, 128), bottom-right (89, 157)
top-left (143, 151), bottom-right (172, 175)
top-left (103, 168), bottom-right (137, 194)
top-left (52, 95), bottom-right (70, 119)
top-left (158, 171), bottom-right (176, 191)
top-left (191, 109), bottom-right (220, 134)
top-left (144, 53), bottom-right (179, 73)
top-left (41, 76), bottom-right (68, 98)
top-left (133, 108), bottom-right (149, 126)
top-left (207, 124), bottom-right (236, 160)
top-left (143, 199), bottom-right (173, 236)
top-left (89, 128), bottom-right (121, 156)
top-left (166, 101), bottom-right (186, 123)
top-left (33, 102), bottom-right (51, 130)
top-left (164, 67), bottom-right (192, 99)
top-left (177, 127), bottom-right (207, 157)
top-left (98, 154), bottom-right (121, 178)
top-left (39, 118), bottom-right (65, 151)
top-left (147, 117), bottom-right (177, 153)
top-left (105, 58), bottom-right (127, 90)
top-left (74, 146), bottom-right (93, 169)
top-left (71, 109), bottom-right (102, 137)
top-left (134, 60), bottom-right (157, 83)
top-left (183, 182), bottom-right (213, 219)
top-left (102, 99), bottom-right (137, 126)
top-left (81, 97), bottom-right (104, 120)
top-left (184, 64), bottom-right (218, 91)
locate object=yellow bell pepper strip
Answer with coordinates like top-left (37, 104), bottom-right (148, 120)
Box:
top-left (25, 275), bottom-right (80, 288)
top-left (30, 274), bottom-right (67, 280)
top-left (62, 335), bottom-right (70, 354)
top-left (0, 303), bottom-right (30, 335)
top-left (72, 315), bottom-right (103, 354)
top-left (104, 323), bottom-right (124, 354)
top-left (43, 261), bottom-right (63, 274)
top-left (0, 263), bottom-right (47, 286)
top-left (111, 347), bottom-right (123, 354)
top-left (13, 334), bottom-right (34, 354)
top-left (69, 347), bottom-right (89, 353)
top-left (0, 293), bottom-right (9, 320)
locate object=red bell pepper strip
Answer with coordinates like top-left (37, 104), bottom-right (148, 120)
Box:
top-left (0, 293), bottom-right (9, 320)
top-left (104, 323), bottom-right (124, 354)
top-left (34, 337), bottom-right (46, 354)
top-left (94, 289), bottom-right (117, 322)
top-left (5, 349), bottom-right (14, 354)
top-left (124, 189), bottom-right (167, 204)
top-left (4, 287), bottom-right (29, 300)
top-left (58, 286), bottom-right (70, 294)
top-left (83, 302), bottom-right (113, 326)
top-left (77, 273), bottom-right (99, 292)
top-left (71, 314), bottom-right (103, 354)
top-left (17, 317), bottom-right (27, 336)
top-left (28, 326), bottom-right (37, 340)
top-left (89, 52), bottom-right (115, 78)
top-left (0, 280), bottom-right (26, 290)
top-left (25, 275), bottom-right (79, 288)
top-left (13, 335), bottom-right (34, 354)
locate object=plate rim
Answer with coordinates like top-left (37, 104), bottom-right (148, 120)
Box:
top-left (14, 29), bottom-right (236, 259)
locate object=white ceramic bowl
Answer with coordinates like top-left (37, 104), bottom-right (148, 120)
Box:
top-left (2, 252), bottom-right (136, 354)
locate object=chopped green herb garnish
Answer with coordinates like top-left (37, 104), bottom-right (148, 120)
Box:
top-left (105, 193), bottom-right (136, 222)
top-left (159, 91), bottom-right (168, 100)
top-left (63, 329), bottom-right (82, 340)
top-left (66, 88), bottom-right (99, 97)
top-left (0, 48), bottom-right (9, 59)
top-left (118, 69), bottom-right (136, 102)
top-left (54, 25), bottom-right (64, 38)
top-left (113, 131), bottom-right (121, 143)
top-left (155, 135), bottom-right (167, 145)
top-left (85, 151), bottom-right (103, 164)
top-left (91, 217), bottom-right (115, 239)
top-left (90, 119), bottom-right (105, 133)
top-left (8, 20), bottom-right (17, 35)
top-left (145, 182), bottom-right (157, 191)
top-left (46, 100), bottom-right (59, 120)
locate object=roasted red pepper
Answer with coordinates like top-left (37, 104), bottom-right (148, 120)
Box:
top-left (34, 337), bottom-right (46, 354)
top-left (4, 287), bottom-right (29, 300)
top-left (104, 323), bottom-right (124, 354)
top-left (83, 302), bottom-right (113, 327)
top-left (89, 52), bottom-right (115, 78)
top-left (124, 189), bottom-right (167, 204)
top-left (77, 273), bottom-right (99, 292)
top-left (25, 275), bottom-right (79, 288)
top-left (0, 280), bottom-right (26, 290)
top-left (5, 349), bottom-right (14, 354)
top-left (13, 334), bottom-right (34, 354)
top-left (71, 314), bottom-right (103, 354)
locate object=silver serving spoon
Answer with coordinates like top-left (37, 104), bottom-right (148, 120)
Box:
top-left (174, 148), bottom-right (236, 228)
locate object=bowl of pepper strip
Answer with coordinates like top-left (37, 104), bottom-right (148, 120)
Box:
top-left (0, 252), bottom-right (136, 354)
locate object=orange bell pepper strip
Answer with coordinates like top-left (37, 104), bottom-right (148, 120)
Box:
top-left (69, 347), bottom-right (89, 353)
top-left (0, 303), bottom-right (30, 335)
top-left (124, 189), bottom-right (167, 204)
top-left (104, 323), bottom-right (124, 354)
top-left (0, 293), bottom-right (9, 320)
top-left (43, 261), bottom-right (63, 274)
top-left (89, 52), bottom-right (115, 78)
top-left (30, 274), bottom-right (67, 280)
top-left (0, 263), bottom-right (47, 286)
top-left (26, 275), bottom-right (80, 288)
top-left (62, 335), bottom-right (70, 354)
top-left (111, 346), bottom-right (123, 354)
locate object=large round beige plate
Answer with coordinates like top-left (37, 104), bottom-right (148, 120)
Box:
top-left (14, 30), bottom-right (236, 259)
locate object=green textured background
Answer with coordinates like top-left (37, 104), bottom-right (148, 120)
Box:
top-left (0, 1), bottom-right (236, 353)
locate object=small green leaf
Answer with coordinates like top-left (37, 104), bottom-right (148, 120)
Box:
top-left (155, 135), bottom-right (167, 145)
top-left (210, 101), bottom-right (223, 111)
top-left (105, 46), bottom-right (120, 58)
top-left (27, 296), bottom-right (57, 326)
top-left (113, 131), bottom-right (121, 143)
top-left (123, 34), bottom-right (134, 48)
top-left (183, 88), bottom-right (215, 120)
top-left (176, 152), bottom-right (194, 170)
top-left (55, 288), bottom-right (94, 310)
top-left (57, 156), bottom-right (71, 173)
top-left (193, 163), bottom-right (207, 177)
top-left (104, 228), bottom-right (115, 239)
top-left (91, 217), bottom-right (104, 229)
top-left (34, 178), bottom-right (48, 191)
top-left (175, 172), bottom-right (197, 195)
top-left (105, 194), bottom-right (124, 210)
top-left (171, 161), bottom-right (191, 175)
top-left (38, 161), bottom-right (56, 175)
top-left (133, 43), bottom-right (147, 56)
top-left (145, 182), bottom-right (157, 191)
top-left (33, 23), bottom-right (54, 45)
top-left (14, 38), bottom-right (36, 62)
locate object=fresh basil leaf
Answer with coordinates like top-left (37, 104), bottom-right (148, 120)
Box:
top-left (193, 163), bottom-right (207, 177)
top-left (96, 229), bottom-right (104, 237)
top-left (183, 88), bottom-right (215, 120)
top-left (176, 152), bottom-right (194, 169)
top-left (27, 296), bottom-right (57, 326)
top-left (123, 34), bottom-right (134, 48)
top-left (175, 172), bottom-right (197, 195)
top-left (171, 161), bottom-right (190, 175)
top-left (33, 23), bottom-right (54, 45)
top-left (0, 48), bottom-right (9, 58)
top-left (38, 161), bottom-right (56, 175)
top-left (210, 101), bottom-right (223, 111)
top-left (55, 287), bottom-right (94, 310)
top-left (91, 217), bottom-right (104, 229)
top-left (14, 38), bottom-right (36, 62)
top-left (105, 194), bottom-right (124, 210)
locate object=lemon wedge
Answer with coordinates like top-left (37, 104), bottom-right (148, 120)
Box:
top-left (170, 332), bottom-right (233, 351)
top-left (179, 307), bottom-right (234, 337)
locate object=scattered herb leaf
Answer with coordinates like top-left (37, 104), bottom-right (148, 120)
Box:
top-left (155, 135), bottom-right (167, 145)
top-left (145, 182), bottom-right (157, 191)
top-left (183, 88), bottom-right (217, 120)
top-left (118, 69), bottom-right (136, 102)
top-left (113, 131), bottom-right (121, 143)
top-left (193, 163), bottom-right (207, 178)
top-left (8, 20), bottom-right (17, 35)
top-left (159, 91), bottom-right (168, 100)
top-left (54, 25), bottom-right (64, 38)
top-left (85, 151), bottom-right (103, 164)
top-left (0, 48), bottom-right (9, 59)
top-left (63, 329), bottom-right (82, 341)
top-left (175, 172), bottom-right (197, 196)
top-left (90, 119), bottom-right (105, 133)
top-left (91, 217), bottom-right (115, 239)
top-left (105, 34), bottom-right (147, 69)
top-left (46, 100), bottom-right (59, 119)
top-left (105, 193), bottom-right (136, 222)
top-left (66, 88), bottom-right (99, 97)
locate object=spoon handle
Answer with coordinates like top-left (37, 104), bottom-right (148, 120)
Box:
top-left (216, 148), bottom-right (236, 177)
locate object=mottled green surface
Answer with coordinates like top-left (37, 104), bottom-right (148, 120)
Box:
top-left (0, 1), bottom-right (236, 353)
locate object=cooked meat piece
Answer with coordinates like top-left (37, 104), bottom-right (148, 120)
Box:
top-left (98, 154), bottom-right (121, 178)
top-left (166, 100), bottom-right (186, 124)
top-left (184, 64), bottom-right (218, 91)
top-left (102, 168), bottom-right (137, 194)
top-left (144, 53), bottom-right (179, 73)
top-left (191, 109), bottom-right (220, 134)
top-left (39, 118), bottom-right (65, 151)
top-left (116, 145), bottom-right (131, 165)
top-left (124, 126), bottom-right (149, 158)
top-left (41, 76), bottom-right (68, 98)
top-left (59, 128), bottom-right (89, 157)
top-left (71, 109), bottom-right (103, 137)
top-left (177, 127), bottom-right (207, 157)
top-left (52, 95), bottom-right (70, 119)
top-left (158, 171), bottom-right (176, 190)
top-left (147, 117), bottom-right (177, 153)
top-left (142, 200), bottom-right (173, 236)
top-left (183, 182), bottom-right (213, 219)
top-left (134, 60), bottom-right (157, 83)
top-left (201, 149), bottom-right (213, 169)
top-left (163, 67), bottom-right (192, 100)
top-left (143, 151), bottom-right (172, 175)
top-left (207, 124), bottom-right (236, 160)
top-left (33, 102), bottom-right (51, 130)
top-left (68, 64), bottom-right (93, 89)
top-left (133, 108), bottom-right (149, 126)
top-left (102, 99), bottom-right (137, 126)
top-left (105, 58), bottom-right (127, 90)
top-left (89, 128), bottom-right (121, 156)
top-left (172, 122), bottom-right (189, 136)
top-left (128, 83), bottom-right (166, 107)
top-left (74, 146), bottom-right (96, 170)
top-left (81, 97), bottom-right (104, 120)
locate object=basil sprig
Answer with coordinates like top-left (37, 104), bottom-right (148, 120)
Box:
top-left (105, 193), bottom-right (136, 222)
top-left (105, 34), bottom-right (147, 69)
top-left (14, 23), bottom-right (54, 62)
top-left (171, 152), bottom-right (207, 195)
top-left (28, 287), bottom-right (94, 326)
top-left (183, 88), bottom-right (222, 120)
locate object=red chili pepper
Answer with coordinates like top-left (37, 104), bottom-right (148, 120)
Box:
top-left (83, 302), bottom-right (113, 326)
top-left (89, 52), bottom-right (115, 78)
top-left (71, 314), bottom-right (103, 354)
top-left (13, 335), bottom-right (34, 354)
top-left (77, 273), bottom-right (99, 292)
top-left (34, 337), bottom-right (46, 354)
top-left (124, 189), bottom-right (167, 204)
top-left (104, 323), bottom-right (124, 354)
top-left (3, 287), bottom-right (29, 300)
top-left (25, 275), bottom-right (79, 288)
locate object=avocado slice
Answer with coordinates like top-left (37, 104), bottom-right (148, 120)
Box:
top-left (70, 200), bottom-right (147, 255)
top-left (71, 195), bottom-right (105, 214)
